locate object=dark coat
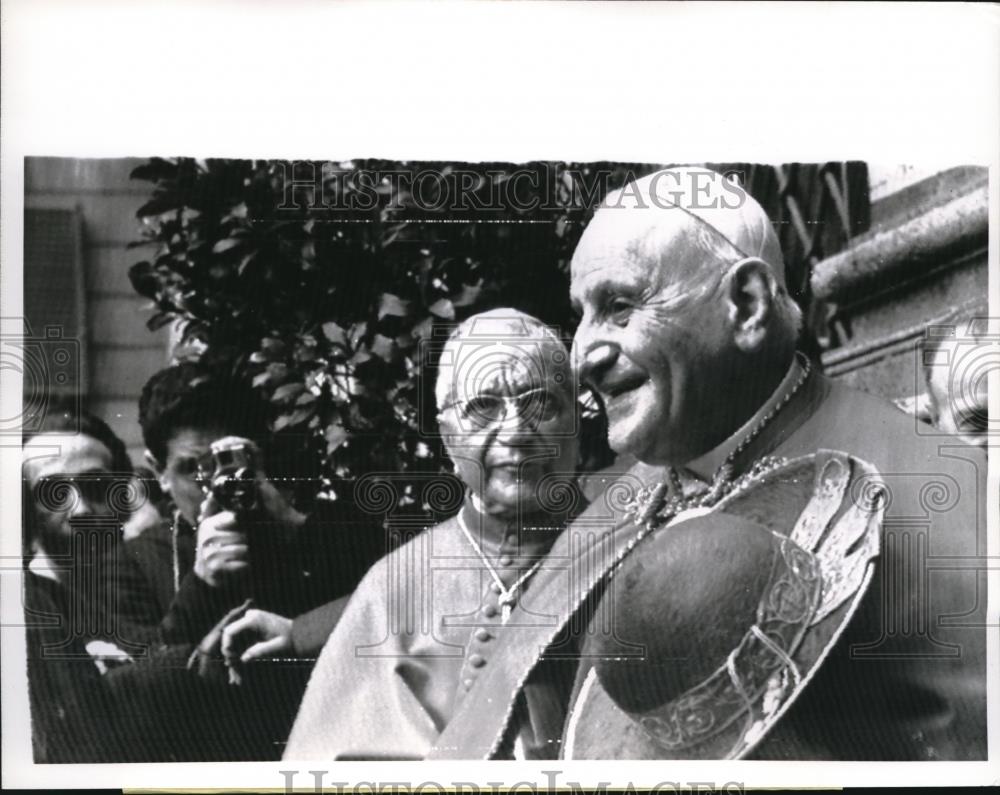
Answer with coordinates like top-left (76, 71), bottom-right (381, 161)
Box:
top-left (24, 572), bottom-right (122, 762)
top-left (100, 499), bottom-right (387, 761)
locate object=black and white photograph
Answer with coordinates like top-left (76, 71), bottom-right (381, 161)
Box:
top-left (2, 2), bottom-right (998, 791)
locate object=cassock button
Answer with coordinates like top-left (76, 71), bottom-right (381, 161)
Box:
top-left (505, 533), bottom-right (517, 544)
top-left (469, 654), bottom-right (486, 668)
top-left (490, 582), bottom-right (503, 594)
top-left (475, 628), bottom-right (492, 642)
top-left (463, 678), bottom-right (474, 691)
top-left (483, 604), bottom-right (498, 618)
top-left (498, 556), bottom-right (513, 567)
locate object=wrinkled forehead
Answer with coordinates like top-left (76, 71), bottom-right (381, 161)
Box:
top-left (22, 433), bottom-right (114, 483)
top-left (437, 310), bottom-right (572, 405)
top-left (571, 167), bottom-right (784, 299)
top-left (450, 342), bottom-right (566, 399)
top-left (570, 210), bottom-right (705, 298)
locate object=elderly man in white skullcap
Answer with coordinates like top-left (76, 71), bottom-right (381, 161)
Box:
top-left (284, 309), bottom-right (582, 760)
top-left (429, 167), bottom-right (985, 761)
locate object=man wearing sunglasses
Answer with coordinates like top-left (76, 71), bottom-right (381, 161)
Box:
top-left (284, 309), bottom-right (583, 760)
top-left (22, 408), bottom-right (136, 761)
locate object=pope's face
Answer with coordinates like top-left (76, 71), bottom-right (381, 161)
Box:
top-left (570, 215), bottom-right (732, 466)
top-left (23, 433), bottom-right (116, 558)
top-left (439, 341), bottom-right (578, 516)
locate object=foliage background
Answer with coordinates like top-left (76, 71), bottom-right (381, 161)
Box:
top-left (128, 160), bottom-right (640, 509)
top-left (127, 159), bottom-right (865, 512)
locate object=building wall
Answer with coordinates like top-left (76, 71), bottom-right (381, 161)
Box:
top-left (24, 157), bottom-right (171, 465)
top-left (818, 166), bottom-right (988, 406)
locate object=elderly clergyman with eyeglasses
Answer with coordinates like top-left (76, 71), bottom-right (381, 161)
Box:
top-left (285, 309), bottom-right (583, 759)
top-left (428, 167), bottom-right (986, 761)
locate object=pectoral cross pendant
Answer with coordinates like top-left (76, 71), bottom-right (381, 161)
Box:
top-left (499, 593), bottom-right (515, 624)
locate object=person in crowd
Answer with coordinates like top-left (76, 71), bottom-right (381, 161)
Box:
top-left (102, 362), bottom-right (387, 760)
top-left (105, 362), bottom-right (384, 650)
top-left (21, 408), bottom-right (134, 762)
top-left (429, 167), bottom-right (986, 760)
top-left (922, 316), bottom-right (992, 449)
top-left (284, 309), bottom-right (584, 759)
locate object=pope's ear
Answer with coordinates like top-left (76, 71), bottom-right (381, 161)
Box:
top-left (723, 257), bottom-right (778, 353)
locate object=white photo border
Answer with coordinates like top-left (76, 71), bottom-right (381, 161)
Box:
top-left (2, 0), bottom-right (998, 789)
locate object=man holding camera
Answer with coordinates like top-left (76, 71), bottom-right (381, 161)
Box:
top-left (104, 362), bottom-right (386, 760)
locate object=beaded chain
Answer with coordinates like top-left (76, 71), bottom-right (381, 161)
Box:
top-left (624, 352), bottom-right (812, 536)
top-left (457, 511), bottom-right (546, 624)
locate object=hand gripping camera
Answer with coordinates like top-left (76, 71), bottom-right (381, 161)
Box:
top-left (197, 437), bottom-right (261, 516)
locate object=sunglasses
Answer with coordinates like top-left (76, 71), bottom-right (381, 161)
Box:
top-left (32, 473), bottom-right (134, 513)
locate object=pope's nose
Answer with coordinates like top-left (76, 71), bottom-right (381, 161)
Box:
top-left (573, 341), bottom-right (618, 391)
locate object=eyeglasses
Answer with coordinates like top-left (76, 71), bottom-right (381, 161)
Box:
top-left (440, 387), bottom-right (561, 430)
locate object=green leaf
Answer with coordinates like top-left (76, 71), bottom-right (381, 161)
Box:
top-left (371, 334), bottom-right (396, 362)
top-left (349, 349), bottom-right (372, 366)
top-left (135, 193), bottom-right (181, 218)
top-left (225, 202), bottom-right (248, 220)
top-left (451, 279), bottom-right (483, 308)
top-left (428, 298), bottom-right (455, 320)
top-left (349, 322), bottom-right (368, 348)
top-left (212, 238), bottom-right (242, 254)
top-left (321, 321), bottom-right (347, 346)
top-left (324, 422), bottom-right (349, 454)
top-left (266, 362), bottom-right (289, 380)
top-left (378, 293), bottom-right (411, 319)
top-left (128, 261), bottom-right (158, 299)
top-left (411, 317), bottom-right (435, 340)
top-left (273, 406), bottom-right (315, 431)
top-left (272, 382), bottom-right (306, 402)
top-left (146, 312), bottom-right (174, 331)
top-left (129, 158), bottom-right (178, 183)
top-left (261, 337), bottom-right (286, 354)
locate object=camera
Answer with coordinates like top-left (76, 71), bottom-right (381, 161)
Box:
top-left (198, 438), bottom-right (261, 515)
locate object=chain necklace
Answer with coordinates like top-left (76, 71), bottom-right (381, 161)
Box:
top-left (625, 352), bottom-right (812, 534)
top-left (456, 510), bottom-right (546, 624)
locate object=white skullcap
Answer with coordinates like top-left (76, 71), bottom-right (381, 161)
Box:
top-left (435, 308), bottom-right (569, 410)
top-left (602, 166), bottom-right (787, 285)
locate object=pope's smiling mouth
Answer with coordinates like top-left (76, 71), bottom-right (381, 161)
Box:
top-left (600, 373), bottom-right (647, 406)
